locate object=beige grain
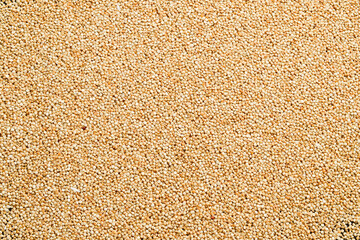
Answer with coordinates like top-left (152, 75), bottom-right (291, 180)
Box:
top-left (1, 0), bottom-right (360, 239)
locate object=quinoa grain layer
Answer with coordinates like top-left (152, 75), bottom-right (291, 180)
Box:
top-left (1, 0), bottom-right (360, 239)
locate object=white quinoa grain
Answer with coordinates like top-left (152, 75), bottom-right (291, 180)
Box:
top-left (1, 0), bottom-right (360, 239)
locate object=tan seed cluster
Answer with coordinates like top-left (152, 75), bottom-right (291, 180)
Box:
top-left (1, 0), bottom-right (360, 239)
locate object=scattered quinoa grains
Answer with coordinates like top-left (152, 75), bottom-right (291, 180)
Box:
top-left (1, 0), bottom-right (360, 239)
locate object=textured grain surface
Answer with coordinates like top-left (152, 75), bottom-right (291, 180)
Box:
top-left (1, 0), bottom-right (360, 239)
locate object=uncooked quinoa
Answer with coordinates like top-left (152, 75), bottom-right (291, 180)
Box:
top-left (1, 0), bottom-right (360, 239)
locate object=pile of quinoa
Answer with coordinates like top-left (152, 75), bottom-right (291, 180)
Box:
top-left (1, 0), bottom-right (359, 239)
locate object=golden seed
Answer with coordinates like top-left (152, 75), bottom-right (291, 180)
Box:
top-left (1, 0), bottom-right (359, 239)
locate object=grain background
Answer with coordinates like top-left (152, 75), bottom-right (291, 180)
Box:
top-left (1, 0), bottom-right (360, 239)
